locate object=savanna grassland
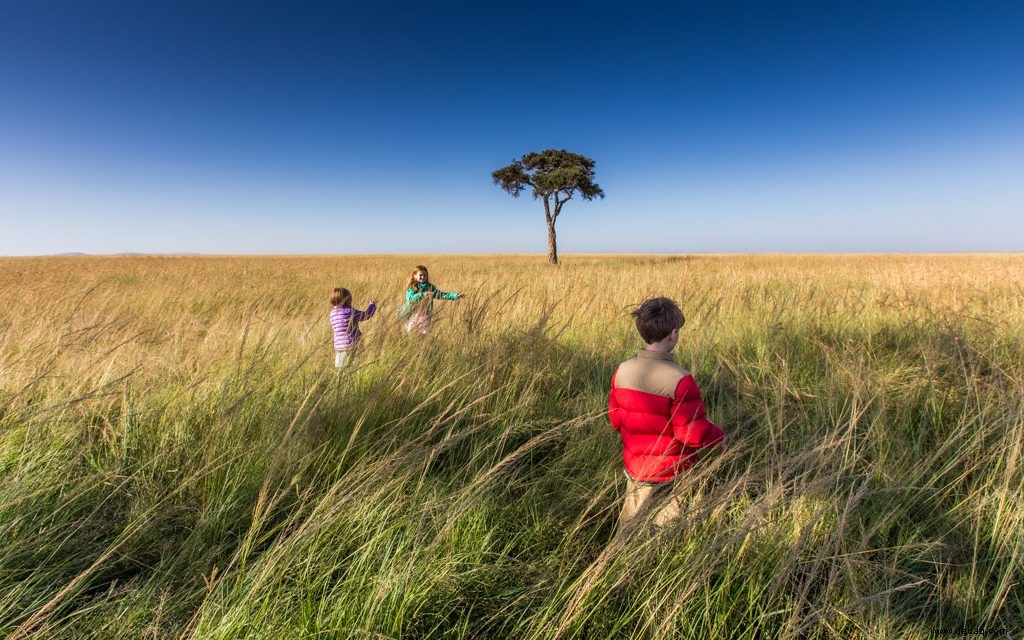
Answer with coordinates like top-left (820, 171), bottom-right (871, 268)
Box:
top-left (1, 254), bottom-right (1022, 639)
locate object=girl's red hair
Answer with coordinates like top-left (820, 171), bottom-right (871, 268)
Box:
top-left (406, 265), bottom-right (429, 290)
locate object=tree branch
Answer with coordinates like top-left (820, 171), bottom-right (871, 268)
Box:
top-left (553, 190), bottom-right (574, 219)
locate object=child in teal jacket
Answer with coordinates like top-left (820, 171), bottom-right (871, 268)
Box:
top-left (399, 265), bottom-right (466, 335)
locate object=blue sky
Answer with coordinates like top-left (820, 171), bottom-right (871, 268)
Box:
top-left (1, 0), bottom-right (1022, 255)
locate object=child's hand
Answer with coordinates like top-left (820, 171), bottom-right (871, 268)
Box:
top-left (457, 293), bottom-right (467, 299)
top-left (370, 299), bottom-right (377, 305)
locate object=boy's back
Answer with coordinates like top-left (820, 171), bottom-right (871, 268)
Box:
top-left (613, 350), bottom-right (690, 399)
top-left (610, 350), bottom-right (722, 482)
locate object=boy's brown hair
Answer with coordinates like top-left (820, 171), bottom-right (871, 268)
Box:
top-left (631, 297), bottom-right (685, 344)
top-left (330, 287), bottom-right (352, 307)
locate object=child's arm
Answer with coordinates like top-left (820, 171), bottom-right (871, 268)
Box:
top-left (668, 375), bottom-right (724, 449)
top-left (356, 301), bottom-right (377, 321)
top-left (608, 372), bottom-right (623, 432)
top-left (432, 285), bottom-right (462, 300)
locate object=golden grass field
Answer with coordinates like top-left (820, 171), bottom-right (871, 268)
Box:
top-left (1, 254), bottom-right (1022, 639)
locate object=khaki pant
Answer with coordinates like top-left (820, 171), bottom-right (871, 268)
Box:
top-left (617, 473), bottom-right (683, 532)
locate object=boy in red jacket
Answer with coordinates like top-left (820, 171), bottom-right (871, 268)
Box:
top-left (608, 297), bottom-right (724, 530)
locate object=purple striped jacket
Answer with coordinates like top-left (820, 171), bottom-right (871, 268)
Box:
top-left (330, 303), bottom-right (377, 351)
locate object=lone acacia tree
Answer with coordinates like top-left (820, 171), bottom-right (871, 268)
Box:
top-left (492, 149), bottom-right (604, 264)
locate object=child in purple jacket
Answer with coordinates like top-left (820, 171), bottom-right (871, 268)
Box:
top-left (330, 287), bottom-right (377, 367)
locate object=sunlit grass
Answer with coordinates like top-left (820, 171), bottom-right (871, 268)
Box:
top-left (1, 254), bottom-right (1022, 639)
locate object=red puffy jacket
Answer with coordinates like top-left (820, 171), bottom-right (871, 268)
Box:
top-left (608, 350), bottom-right (724, 482)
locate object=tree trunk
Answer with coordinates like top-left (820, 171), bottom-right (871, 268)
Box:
top-left (547, 220), bottom-right (558, 265)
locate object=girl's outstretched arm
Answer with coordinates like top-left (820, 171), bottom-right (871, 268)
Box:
top-left (434, 286), bottom-right (461, 300)
top-left (356, 301), bottom-right (377, 321)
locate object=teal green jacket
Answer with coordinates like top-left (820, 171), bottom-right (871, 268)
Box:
top-left (398, 282), bottom-right (459, 318)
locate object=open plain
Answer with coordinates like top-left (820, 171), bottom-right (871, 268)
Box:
top-left (1, 254), bottom-right (1022, 639)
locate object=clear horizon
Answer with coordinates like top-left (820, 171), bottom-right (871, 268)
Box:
top-left (2, 1), bottom-right (1022, 256)
top-left (10, 251), bottom-right (1022, 259)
